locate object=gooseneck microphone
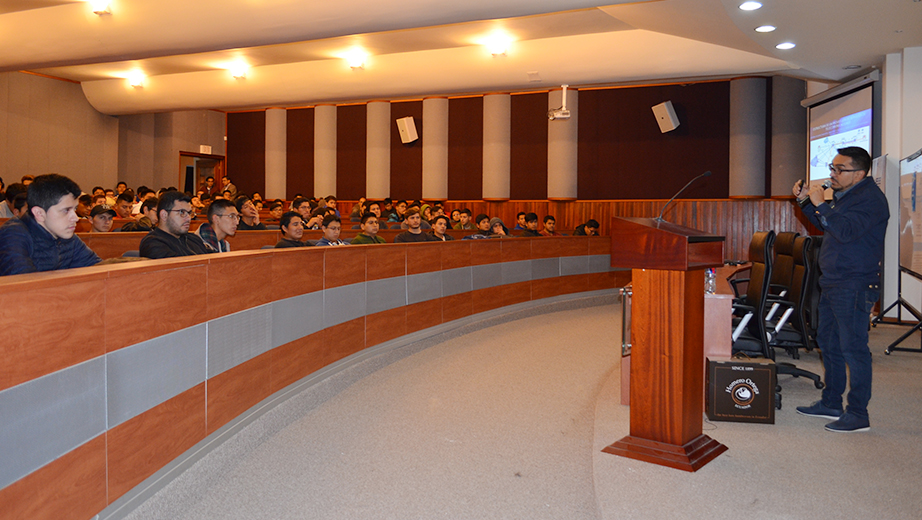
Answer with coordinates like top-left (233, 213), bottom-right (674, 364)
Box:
top-left (654, 171), bottom-right (712, 223)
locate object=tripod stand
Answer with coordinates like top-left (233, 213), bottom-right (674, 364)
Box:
top-left (873, 267), bottom-right (922, 354)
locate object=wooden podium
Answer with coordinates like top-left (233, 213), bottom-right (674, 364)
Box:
top-left (603, 217), bottom-right (728, 471)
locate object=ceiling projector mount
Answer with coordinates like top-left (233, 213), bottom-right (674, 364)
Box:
top-left (547, 84), bottom-right (571, 121)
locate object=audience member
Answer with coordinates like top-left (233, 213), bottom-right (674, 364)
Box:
top-left (429, 215), bottom-right (454, 241)
top-left (381, 198), bottom-right (396, 220)
top-left (292, 197), bottom-right (312, 222)
top-left (10, 193), bottom-right (29, 218)
top-left (105, 189), bottom-right (116, 206)
top-left (89, 205), bottom-right (115, 233)
top-left (221, 189), bottom-right (233, 200)
top-left (221, 177), bottom-right (238, 199)
top-left (115, 181), bottom-right (128, 195)
top-left (573, 219), bottom-right (600, 236)
top-left (387, 199), bottom-right (409, 223)
top-left (350, 197), bottom-right (366, 220)
top-left (91, 186), bottom-right (105, 197)
top-left (120, 197), bottom-right (158, 232)
top-left (21, 174), bottom-right (34, 186)
top-left (325, 195), bottom-right (340, 218)
top-left (275, 211), bottom-right (310, 248)
top-left (132, 186), bottom-right (155, 214)
top-left (513, 212), bottom-right (527, 230)
top-left (475, 213), bottom-right (491, 233)
top-left (199, 176), bottom-right (219, 198)
top-left (0, 182), bottom-right (28, 218)
top-left (267, 201), bottom-right (284, 222)
top-left (194, 199), bottom-right (237, 252)
top-left (235, 196), bottom-right (267, 230)
top-left (366, 201), bottom-right (382, 220)
top-left (92, 193), bottom-right (107, 208)
top-left (449, 209), bottom-right (461, 228)
top-left (518, 212), bottom-right (541, 237)
top-left (114, 192), bottom-right (134, 219)
top-left (350, 213), bottom-right (387, 244)
top-left (488, 217), bottom-right (509, 236)
top-left (453, 209), bottom-right (475, 230)
top-left (540, 215), bottom-right (562, 236)
top-left (76, 194), bottom-right (93, 218)
top-left (316, 215), bottom-right (346, 246)
top-left (395, 208), bottom-right (435, 242)
top-left (0, 174), bottom-right (100, 276)
top-left (139, 191), bottom-right (208, 258)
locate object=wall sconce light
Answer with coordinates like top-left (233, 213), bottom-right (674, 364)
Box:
top-left (128, 71), bottom-right (145, 89)
top-left (90, 1), bottom-right (111, 15)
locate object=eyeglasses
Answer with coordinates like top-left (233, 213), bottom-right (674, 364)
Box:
top-left (168, 209), bottom-right (194, 217)
top-left (828, 164), bottom-right (863, 175)
top-left (217, 213), bottom-right (240, 221)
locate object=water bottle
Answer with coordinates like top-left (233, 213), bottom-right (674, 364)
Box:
top-left (705, 268), bottom-right (717, 294)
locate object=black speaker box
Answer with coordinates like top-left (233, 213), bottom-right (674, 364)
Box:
top-left (706, 358), bottom-right (776, 424)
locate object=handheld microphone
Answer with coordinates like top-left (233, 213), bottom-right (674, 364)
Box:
top-left (655, 171), bottom-right (712, 223)
top-left (822, 180), bottom-right (832, 190)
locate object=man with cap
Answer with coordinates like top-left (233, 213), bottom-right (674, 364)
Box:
top-left (89, 205), bottom-right (116, 233)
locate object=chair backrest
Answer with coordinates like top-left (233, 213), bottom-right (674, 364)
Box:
top-left (769, 231), bottom-right (799, 292)
top-left (741, 230), bottom-right (776, 356)
top-left (786, 236), bottom-right (813, 335)
top-left (804, 235), bottom-right (823, 336)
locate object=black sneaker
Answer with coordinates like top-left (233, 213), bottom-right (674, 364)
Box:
top-left (796, 400), bottom-right (843, 419)
top-left (825, 412), bottom-right (870, 433)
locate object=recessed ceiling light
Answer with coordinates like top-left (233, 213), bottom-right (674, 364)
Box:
top-left (739, 2), bottom-right (762, 11)
top-left (843, 65), bottom-right (862, 70)
top-left (776, 42), bottom-right (796, 50)
top-left (755, 25), bottom-right (776, 33)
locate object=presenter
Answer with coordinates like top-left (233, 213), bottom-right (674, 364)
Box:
top-left (792, 147), bottom-right (889, 432)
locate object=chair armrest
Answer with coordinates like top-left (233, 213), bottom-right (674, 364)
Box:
top-left (728, 278), bottom-right (750, 298)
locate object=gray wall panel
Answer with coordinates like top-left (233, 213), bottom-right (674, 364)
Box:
top-left (441, 267), bottom-right (472, 297)
top-left (471, 263), bottom-right (502, 290)
top-left (532, 257), bottom-right (560, 280)
top-left (323, 282), bottom-right (367, 327)
top-left (366, 277), bottom-right (407, 314)
top-left (207, 305), bottom-right (273, 378)
top-left (588, 254), bottom-right (612, 273)
top-left (107, 324), bottom-right (206, 428)
top-left (560, 255), bottom-right (589, 276)
top-left (271, 291), bottom-right (323, 348)
top-left (0, 357), bottom-right (106, 490)
top-left (407, 272), bottom-right (442, 304)
top-left (501, 259), bottom-right (532, 284)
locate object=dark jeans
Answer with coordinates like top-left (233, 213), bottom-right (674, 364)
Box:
top-left (817, 286), bottom-right (879, 419)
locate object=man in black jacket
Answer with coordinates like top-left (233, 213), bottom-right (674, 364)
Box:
top-left (793, 146), bottom-right (889, 433)
top-left (139, 191), bottom-right (208, 258)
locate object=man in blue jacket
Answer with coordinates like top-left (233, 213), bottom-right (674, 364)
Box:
top-left (793, 147), bottom-right (889, 433)
top-left (0, 173), bottom-right (101, 276)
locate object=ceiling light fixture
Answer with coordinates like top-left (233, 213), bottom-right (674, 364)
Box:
top-left (90, 1), bottom-right (111, 15)
top-left (739, 1), bottom-right (762, 11)
top-left (482, 33), bottom-right (513, 57)
top-left (755, 25), bottom-right (776, 33)
top-left (776, 42), bottom-right (796, 50)
top-left (229, 62), bottom-right (249, 79)
top-left (127, 71), bottom-right (145, 88)
top-left (342, 49), bottom-right (368, 70)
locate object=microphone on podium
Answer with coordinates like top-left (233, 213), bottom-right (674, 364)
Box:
top-left (654, 171), bottom-right (712, 223)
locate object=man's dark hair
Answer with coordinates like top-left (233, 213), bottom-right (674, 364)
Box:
top-left (292, 197), bottom-right (310, 212)
top-left (586, 219), bottom-right (600, 229)
top-left (433, 215), bottom-right (450, 226)
top-left (324, 195), bottom-right (337, 203)
top-left (383, 197), bottom-right (393, 205)
top-left (116, 192), bottom-right (134, 205)
top-left (21, 175), bottom-right (35, 183)
top-left (361, 212), bottom-right (378, 224)
top-left (322, 214), bottom-right (341, 228)
top-left (405, 208), bottom-right (421, 218)
top-left (78, 194), bottom-right (93, 205)
top-left (137, 186), bottom-right (154, 198)
top-left (837, 146), bottom-right (872, 174)
top-left (396, 199), bottom-right (407, 206)
top-left (157, 190), bottom-right (191, 214)
top-left (12, 193), bottom-right (28, 213)
top-left (367, 200), bottom-right (380, 210)
top-left (280, 211), bottom-right (301, 230)
top-left (543, 214), bottom-right (556, 224)
top-left (206, 176), bottom-right (215, 182)
top-left (233, 195), bottom-right (251, 212)
top-left (517, 211), bottom-right (526, 219)
top-left (26, 174), bottom-right (81, 212)
top-left (525, 212), bottom-right (538, 223)
top-left (116, 181), bottom-right (127, 189)
top-left (270, 201), bottom-right (283, 211)
top-left (140, 197), bottom-right (159, 214)
top-left (475, 213), bottom-right (490, 225)
top-left (5, 183), bottom-right (27, 205)
top-left (208, 199), bottom-right (235, 223)
top-left (92, 186), bottom-right (104, 194)
top-left (461, 208), bottom-right (472, 217)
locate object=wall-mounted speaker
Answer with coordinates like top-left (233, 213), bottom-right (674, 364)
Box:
top-left (396, 116), bottom-right (419, 143)
top-left (652, 101), bottom-right (680, 133)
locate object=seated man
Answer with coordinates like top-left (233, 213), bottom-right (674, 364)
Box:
top-left (275, 211), bottom-right (310, 248)
top-left (305, 207), bottom-right (331, 230)
top-left (366, 200), bottom-right (383, 220)
top-left (324, 195), bottom-right (341, 218)
top-left (0, 182), bottom-right (28, 218)
top-left (316, 214), bottom-right (346, 246)
top-left (540, 215), bottom-right (562, 236)
top-left (235, 196), bottom-right (267, 230)
top-left (0, 174), bottom-right (100, 276)
top-left (350, 212), bottom-right (386, 244)
top-left (10, 193), bottom-right (29, 219)
top-left (139, 191), bottom-right (208, 258)
top-left (513, 211), bottom-right (527, 230)
top-left (573, 219), bottom-right (600, 236)
top-left (120, 197), bottom-right (159, 232)
top-left (394, 208), bottom-right (436, 243)
top-left (113, 192), bottom-right (134, 220)
top-left (488, 217), bottom-right (509, 237)
top-left (221, 177), bottom-right (238, 199)
top-left (194, 198), bottom-right (238, 252)
top-left (387, 199), bottom-right (408, 223)
top-left (76, 194), bottom-right (93, 219)
top-left (89, 205), bottom-right (115, 233)
top-left (267, 201), bottom-right (284, 222)
top-left (518, 212), bottom-right (541, 237)
top-left (429, 215), bottom-right (454, 241)
top-left (474, 213), bottom-right (491, 234)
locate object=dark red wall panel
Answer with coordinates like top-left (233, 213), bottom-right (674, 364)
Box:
top-left (510, 92), bottom-right (548, 200)
top-left (286, 107), bottom-right (314, 199)
top-left (336, 104), bottom-right (367, 200)
top-left (448, 96), bottom-right (483, 200)
top-left (226, 111), bottom-right (266, 197)
top-left (390, 101), bottom-right (423, 200)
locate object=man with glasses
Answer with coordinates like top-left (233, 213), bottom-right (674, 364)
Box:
top-left (139, 191), bottom-right (209, 258)
top-left (194, 199), bottom-right (238, 252)
top-left (793, 146), bottom-right (889, 433)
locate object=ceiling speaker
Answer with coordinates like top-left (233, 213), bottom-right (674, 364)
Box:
top-left (652, 101), bottom-right (680, 133)
top-left (396, 116), bottom-right (418, 144)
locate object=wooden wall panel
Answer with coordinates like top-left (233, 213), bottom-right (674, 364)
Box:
top-left (577, 82), bottom-right (730, 200)
top-left (226, 111), bottom-right (266, 197)
top-left (390, 101), bottom-right (423, 199)
top-left (286, 107), bottom-right (314, 199)
top-left (510, 92), bottom-right (548, 200)
top-left (336, 104), bottom-right (367, 199)
top-left (448, 96), bottom-right (483, 200)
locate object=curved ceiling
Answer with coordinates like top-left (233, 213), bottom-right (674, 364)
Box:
top-left (4, 0), bottom-right (921, 115)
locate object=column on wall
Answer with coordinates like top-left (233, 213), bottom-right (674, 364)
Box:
top-left (265, 108), bottom-right (287, 200)
top-left (422, 97), bottom-right (449, 200)
top-left (366, 101), bottom-right (391, 200)
top-left (483, 93), bottom-right (511, 200)
top-left (729, 78), bottom-right (767, 197)
top-left (770, 76), bottom-right (807, 197)
top-left (547, 87), bottom-right (578, 200)
top-left (314, 104), bottom-right (337, 198)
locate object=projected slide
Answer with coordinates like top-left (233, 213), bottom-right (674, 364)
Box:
top-left (809, 108), bottom-right (872, 186)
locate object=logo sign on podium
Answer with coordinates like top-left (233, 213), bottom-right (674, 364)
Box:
top-left (707, 358), bottom-right (776, 424)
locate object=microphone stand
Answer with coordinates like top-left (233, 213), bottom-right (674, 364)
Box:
top-left (654, 171), bottom-right (712, 223)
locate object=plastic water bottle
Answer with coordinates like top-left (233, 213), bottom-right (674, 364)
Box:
top-left (705, 268), bottom-right (717, 294)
